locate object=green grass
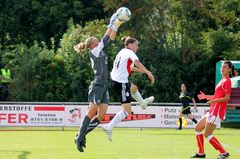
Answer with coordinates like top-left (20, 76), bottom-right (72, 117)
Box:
top-left (0, 128), bottom-right (239, 159)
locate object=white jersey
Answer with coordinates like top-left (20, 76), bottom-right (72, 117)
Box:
top-left (110, 48), bottom-right (139, 83)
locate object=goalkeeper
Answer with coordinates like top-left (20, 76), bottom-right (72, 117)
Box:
top-left (73, 12), bottom-right (126, 152)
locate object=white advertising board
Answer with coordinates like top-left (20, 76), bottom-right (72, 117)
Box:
top-left (0, 104), bottom-right (214, 128)
top-left (104, 105), bottom-right (210, 128)
top-left (0, 105), bottom-right (65, 126)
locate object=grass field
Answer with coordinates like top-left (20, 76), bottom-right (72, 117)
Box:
top-left (0, 128), bottom-right (239, 159)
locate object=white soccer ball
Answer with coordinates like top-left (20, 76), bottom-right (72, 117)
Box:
top-left (116, 7), bottom-right (131, 22)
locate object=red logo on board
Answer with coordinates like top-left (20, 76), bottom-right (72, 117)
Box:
top-left (102, 112), bottom-right (155, 123)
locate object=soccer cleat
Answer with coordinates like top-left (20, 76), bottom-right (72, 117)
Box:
top-left (190, 153), bottom-right (206, 158)
top-left (217, 153), bottom-right (230, 159)
top-left (140, 96), bottom-right (154, 109)
top-left (74, 133), bottom-right (86, 148)
top-left (74, 133), bottom-right (86, 152)
top-left (102, 125), bottom-right (112, 141)
top-left (75, 137), bottom-right (84, 152)
top-left (82, 137), bottom-right (86, 148)
top-left (74, 133), bottom-right (79, 144)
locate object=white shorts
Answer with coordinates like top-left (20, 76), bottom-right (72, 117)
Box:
top-left (206, 112), bottom-right (221, 126)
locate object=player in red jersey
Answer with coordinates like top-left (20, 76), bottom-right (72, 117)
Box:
top-left (191, 61), bottom-right (235, 159)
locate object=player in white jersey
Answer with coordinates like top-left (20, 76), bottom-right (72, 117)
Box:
top-left (115, 36), bottom-right (155, 109)
top-left (102, 37), bottom-right (155, 141)
top-left (73, 13), bottom-right (126, 152)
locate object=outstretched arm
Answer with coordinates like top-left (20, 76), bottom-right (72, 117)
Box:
top-left (134, 60), bottom-right (155, 84)
top-left (132, 67), bottom-right (144, 73)
top-left (198, 91), bottom-right (214, 100)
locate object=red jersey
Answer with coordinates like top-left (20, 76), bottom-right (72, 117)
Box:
top-left (209, 77), bottom-right (231, 120)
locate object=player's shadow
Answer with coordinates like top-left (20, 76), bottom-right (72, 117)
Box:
top-left (18, 151), bottom-right (31, 159)
top-left (0, 150), bottom-right (31, 159)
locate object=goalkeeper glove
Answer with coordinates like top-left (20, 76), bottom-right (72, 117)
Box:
top-left (111, 19), bottom-right (125, 32)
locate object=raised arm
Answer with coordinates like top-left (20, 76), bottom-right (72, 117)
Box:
top-left (102, 13), bottom-right (125, 49)
top-left (105, 27), bottom-right (117, 41)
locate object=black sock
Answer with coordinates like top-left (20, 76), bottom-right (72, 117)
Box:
top-left (192, 118), bottom-right (198, 124)
top-left (179, 118), bottom-right (182, 129)
top-left (78, 116), bottom-right (91, 142)
top-left (85, 117), bottom-right (100, 136)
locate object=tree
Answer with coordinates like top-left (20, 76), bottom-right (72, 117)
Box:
top-left (0, 0), bottom-right (105, 47)
top-left (1, 0), bottom-right (240, 102)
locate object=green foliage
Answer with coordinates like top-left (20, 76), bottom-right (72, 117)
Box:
top-left (1, 0), bottom-right (240, 102)
top-left (203, 29), bottom-right (240, 60)
top-left (0, 0), bottom-right (105, 46)
top-left (5, 42), bottom-right (70, 101)
top-left (103, 0), bottom-right (240, 102)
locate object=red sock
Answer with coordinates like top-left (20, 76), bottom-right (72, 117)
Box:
top-left (196, 132), bottom-right (204, 154)
top-left (208, 136), bottom-right (226, 154)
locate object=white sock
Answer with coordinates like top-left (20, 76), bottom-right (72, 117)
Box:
top-left (131, 90), bottom-right (144, 104)
top-left (107, 111), bottom-right (128, 130)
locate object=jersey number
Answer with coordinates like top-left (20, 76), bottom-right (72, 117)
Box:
top-left (114, 56), bottom-right (121, 69)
